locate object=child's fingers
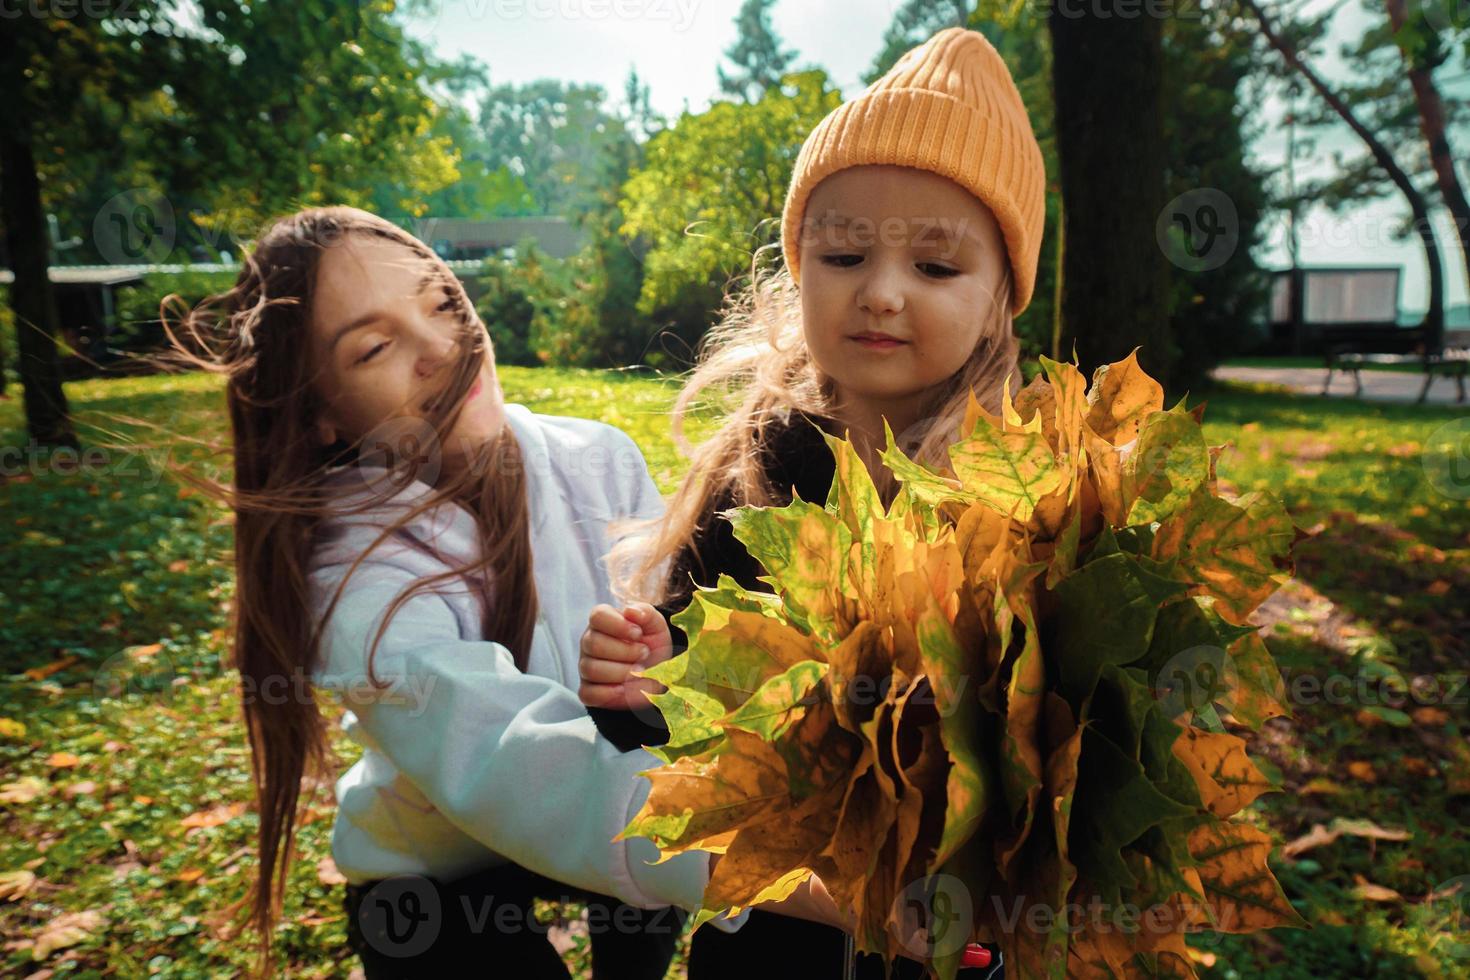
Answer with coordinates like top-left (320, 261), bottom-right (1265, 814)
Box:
top-left (624, 602), bottom-right (658, 626)
top-left (590, 603), bottom-right (642, 641)
top-left (578, 681), bottom-right (625, 709)
top-left (580, 630), bottom-right (649, 665)
top-left (579, 654), bottom-right (639, 685)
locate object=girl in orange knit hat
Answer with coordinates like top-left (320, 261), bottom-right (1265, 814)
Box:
top-left (580, 25), bottom-right (1043, 979)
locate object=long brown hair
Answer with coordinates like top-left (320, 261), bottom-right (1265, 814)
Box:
top-left (608, 241), bottom-right (1019, 607)
top-left (162, 206), bottom-right (538, 975)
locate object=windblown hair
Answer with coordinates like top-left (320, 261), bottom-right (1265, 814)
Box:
top-left (609, 241), bottom-right (1020, 608)
top-left (161, 206), bottom-right (537, 976)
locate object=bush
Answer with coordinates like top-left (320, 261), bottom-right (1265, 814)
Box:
top-left (113, 268), bottom-right (241, 352)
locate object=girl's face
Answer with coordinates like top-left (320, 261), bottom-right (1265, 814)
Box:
top-left (308, 235), bottom-right (504, 460)
top-left (797, 165), bottom-right (1006, 425)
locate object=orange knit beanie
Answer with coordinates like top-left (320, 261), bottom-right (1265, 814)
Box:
top-left (780, 27), bottom-right (1047, 316)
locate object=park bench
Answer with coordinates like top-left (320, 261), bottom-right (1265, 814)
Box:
top-left (1320, 325), bottom-right (1469, 404)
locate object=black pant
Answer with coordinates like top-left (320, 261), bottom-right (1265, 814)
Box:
top-left (689, 908), bottom-right (1003, 980)
top-left (344, 861), bottom-right (687, 979)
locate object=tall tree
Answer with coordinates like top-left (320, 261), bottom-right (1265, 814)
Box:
top-left (1049, 6), bottom-right (1176, 389)
top-left (0, 0), bottom-right (465, 443)
top-left (619, 69), bottom-right (843, 339)
top-left (476, 80), bottom-right (624, 218)
top-left (1159, 3), bottom-right (1275, 394)
top-left (864, 0), bottom-right (970, 83)
top-left (1383, 0), bottom-right (1470, 298)
top-left (1241, 0), bottom-right (1451, 351)
top-left (717, 0), bottom-right (798, 104)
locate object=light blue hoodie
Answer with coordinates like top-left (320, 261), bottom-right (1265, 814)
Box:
top-left (308, 402), bottom-right (745, 930)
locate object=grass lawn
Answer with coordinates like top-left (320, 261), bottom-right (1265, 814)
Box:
top-left (1, 367), bottom-right (1467, 978)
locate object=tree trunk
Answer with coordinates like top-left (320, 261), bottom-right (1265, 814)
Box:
top-left (1385, 0), bottom-right (1470, 349)
top-left (1048, 8), bottom-right (1176, 390)
top-left (1243, 0), bottom-right (1446, 353)
top-left (0, 127), bottom-right (76, 447)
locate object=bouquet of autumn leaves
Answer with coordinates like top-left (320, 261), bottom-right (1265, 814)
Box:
top-left (618, 352), bottom-right (1309, 979)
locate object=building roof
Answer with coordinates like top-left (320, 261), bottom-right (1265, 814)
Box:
top-left (0, 267), bottom-right (147, 287)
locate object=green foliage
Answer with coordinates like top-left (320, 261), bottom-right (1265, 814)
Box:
top-left (618, 69), bottom-right (843, 317)
top-left (716, 0), bottom-right (798, 104)
top-left (112, 270), bottom-right (241, 351)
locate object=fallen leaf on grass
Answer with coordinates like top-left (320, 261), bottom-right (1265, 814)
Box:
top-left (0, 778), bottom-right (47, 804)
top-left (45, 753), bottom-right (80, 769)
top-left (1282, 817), bottom-right (1411, 859)
top-left (179, 801), bottom-right (245, 832)
top-left (1400, 757), bottom-right (1439, 778)
top-left (317, 856), bottom-right (346, 886)
top-left (0, 718), bottom-right (26, 740)
top-left (175, 868), bottom-right (205, 884)
top-left (0, 870), bottom-right (37, 901)
top-left (30, 909), bottom-right (106, 960)
top-left (62, 781), bottom-right (96, 800)
top-left (1351, 875), bottom-right (1403, 902)
top-left (1412, 706), bottom-right (1449, 727)
top-left (1300, 777), bottom-right (1345, 796)
top-left (23, 656), bottom-right (80, 682)
top-left (1347, 760), bottom-right (1377, 782)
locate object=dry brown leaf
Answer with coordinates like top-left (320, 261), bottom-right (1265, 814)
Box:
top-left (179, 801), bottom-right (245, 832)
top-left (0, 777), bottom-right (48, 805)
top-left (1282, 818), bottom-right (1410, 859)
top-left (0, 870), bottom-right (37, 902)
top-left (23, 656), bottom-right (79, 682)
top-left (1299, 778), bottom-right (1344, 796)
top-left (1350, 875), bottom-right (1403, 902)
top-left (1346, 760), bottom-right (1377, 783)
top-left (317, 856), bottom-right (347, 886)
top-left (1412, 706), bottom-right (1449, 727)
top-left (175, 868), bottom-right (205, 884)
top-left (32, 909), bottom-right (106, 960)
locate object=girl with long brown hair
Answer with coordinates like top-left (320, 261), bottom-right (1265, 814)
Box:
top-left (579, 27), bottom-right (1045, 979)
top-left (166, 206), bottom-right (866, 977)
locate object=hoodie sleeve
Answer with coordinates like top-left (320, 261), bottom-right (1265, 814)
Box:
top-left (309, 554), bottom-right (713, 914)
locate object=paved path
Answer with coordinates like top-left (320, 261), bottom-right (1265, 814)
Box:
top-left (1211, 365), bottom-right (1467, 406)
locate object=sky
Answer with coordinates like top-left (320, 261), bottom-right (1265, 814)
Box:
top-left (405, 0), bottom-right (1470, 313)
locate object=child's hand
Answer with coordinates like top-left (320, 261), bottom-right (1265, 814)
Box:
top-left (577, 603), bottom-right (673, 713)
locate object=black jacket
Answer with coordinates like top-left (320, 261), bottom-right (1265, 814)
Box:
top-left (589, 412), bottom-right (837, 753)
